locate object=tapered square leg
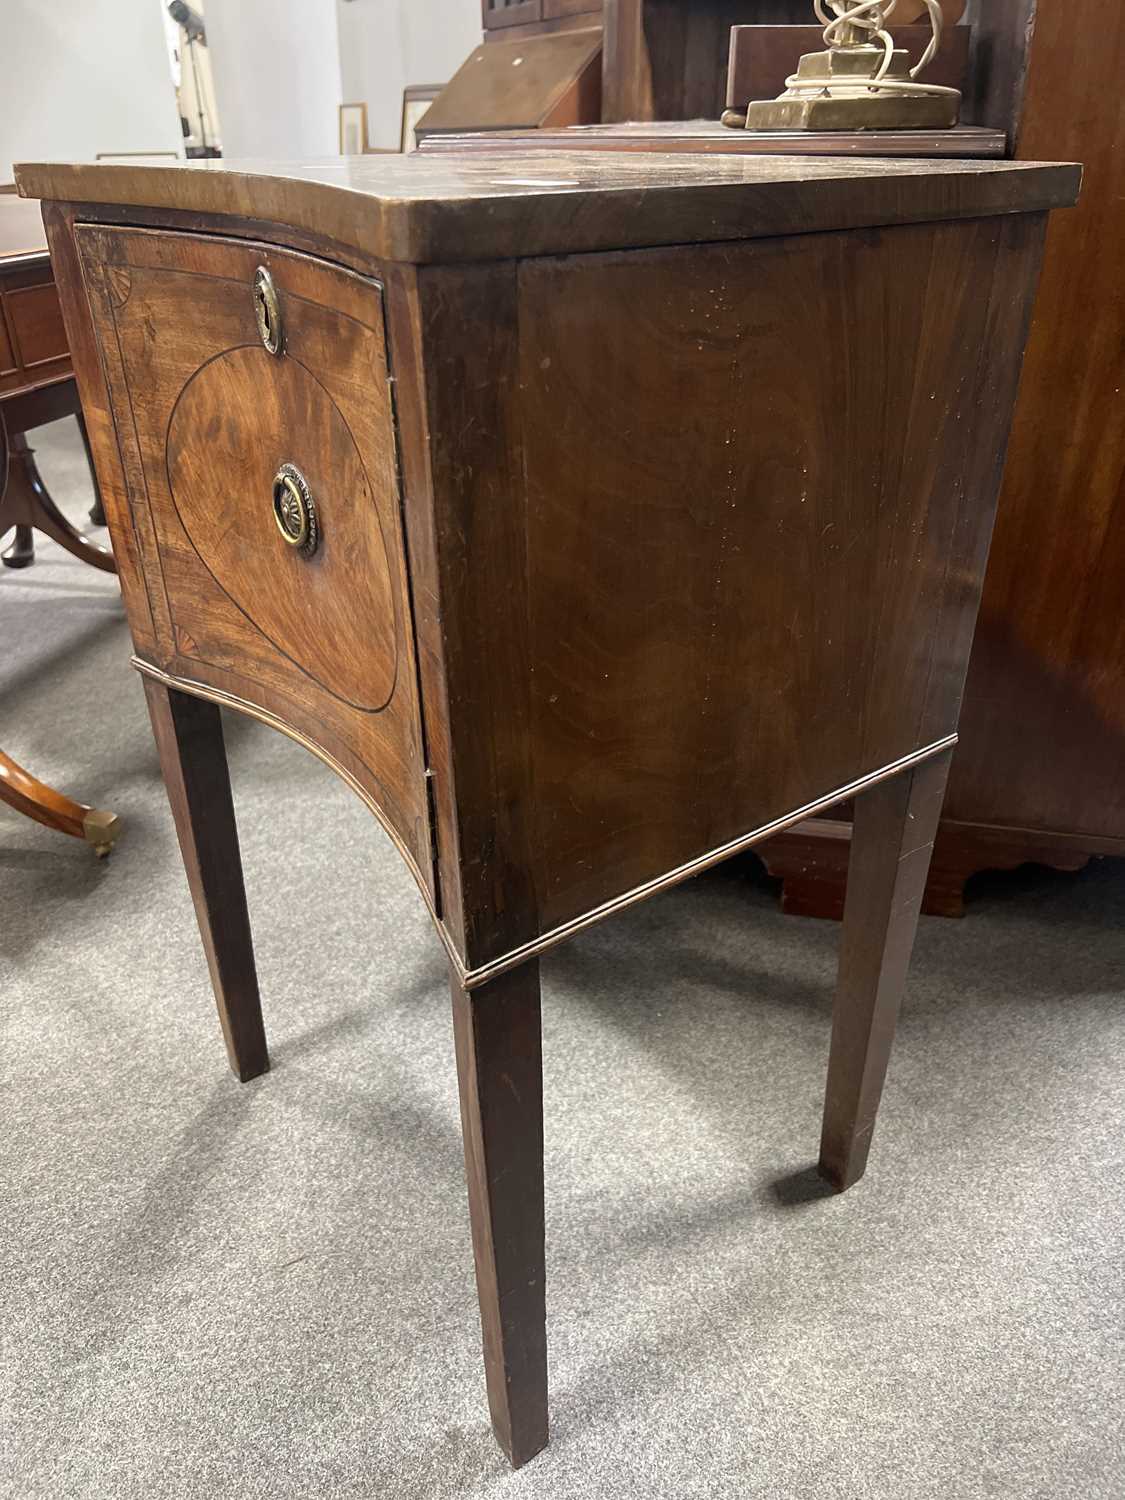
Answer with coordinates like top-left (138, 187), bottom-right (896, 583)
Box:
top-left (819, 749), bottom-right (952, 1191)
top-left (143, 679), bottom-right (269, 1082)
top-left (451, 960), bottom-right (548, 1468)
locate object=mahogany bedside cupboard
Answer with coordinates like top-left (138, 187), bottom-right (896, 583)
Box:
top-left (18, 152), bottom-right (1079, 1467)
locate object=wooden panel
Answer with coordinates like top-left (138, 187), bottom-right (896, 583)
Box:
top-left (74, 224), bottom-right (434, 894)
top-left (413, 214), bottom-right (1047, 966)
top-left (483, 12), bottom-right (602, 42)
top-left (413, 261), bottom-right (540, 964)
top-left (544, 0), bottom-right (601, 17)
top-left (604, 0), bottom-right (809, 121)
top-left (6, 281), bottom-right (69, 369)
top-left (380, 262), bottom-right (467, 953)
top-left (0, 305), bottom-right (15, 376)
top-left (961, 0), bottom-right (1036, 147)
top-left (945, 0), bottom-right (1125, 844)
top-left (482, 0), bottom-right (542, 30)
top-left (0, 267), bottom-right (74, 398)
top-left (513, 219), bottom-right (1043, 933)
top-left (420, 32), bottom-right (602, 134)
top-left (43, 200), bottom-right (158, 654)
top-left (601, 0), bottom-right (650, 119)
top-left (540, 47), bottom-right (601, 126)
top-left (0, 198), bottom-right (72, 398)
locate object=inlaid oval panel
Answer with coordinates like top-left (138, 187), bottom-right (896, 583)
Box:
top-left (166, 346), bottom-right (397, 711)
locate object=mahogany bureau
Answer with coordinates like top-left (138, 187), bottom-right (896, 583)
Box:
top-left (18, 152), bottom-right (1078, 1466)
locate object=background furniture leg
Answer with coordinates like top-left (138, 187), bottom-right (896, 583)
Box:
top-left (2, 432), bottom-right (114, 573)
top-left (819, 749), bottom-right (952, 1192)
top-left (0, 747), bottom-right (122, 854)
top-left (143, 678), bottom-right (268, 1082)
top-left (451, 959), bottom-right (548, 1468)
top-left (77, 411), bottom-right (106, 527)
top-left (2, 523), bottom-right (35, 569)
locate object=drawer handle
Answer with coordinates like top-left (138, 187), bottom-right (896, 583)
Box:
top-left (253, 266), bottom-right (283, 355)
top-left (272, 463), bottom-right (319, 556)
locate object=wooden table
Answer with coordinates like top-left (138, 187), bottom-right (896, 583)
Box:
top-left (19, 150), bottom-right (1078, 1466)
top-left (0, 197), bottom-right (120, 856)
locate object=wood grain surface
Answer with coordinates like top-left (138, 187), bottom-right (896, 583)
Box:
top-left (0, 199), bottom-right (72, 401)
top-left (75, 224), bottom-right (434, 895)
top-left (408, 212), bottom-right (1048, 966)
top-left (944, 0), bottom-right (1125, 847)
top-left (418, 31), bottom-right (602, 135)
top-left (16, 152), bottom-right (1078, 265)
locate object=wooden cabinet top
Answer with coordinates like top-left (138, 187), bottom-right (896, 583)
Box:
top-left (418, 121), bottom-right (1009, 159)
top-left (16, 152), bottom-right (1078, 264)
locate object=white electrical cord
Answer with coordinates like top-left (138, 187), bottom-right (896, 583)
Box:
top-left (781, 0), bottom-right (959, 99)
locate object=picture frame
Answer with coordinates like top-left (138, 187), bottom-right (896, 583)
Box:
top-left (400, 84), bottom-right (443, 152)
top-left (338, 102), bottom-right (368, 156)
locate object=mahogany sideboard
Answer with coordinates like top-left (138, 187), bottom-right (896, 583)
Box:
top-left (18, 151), bottom-right (1078, 1466)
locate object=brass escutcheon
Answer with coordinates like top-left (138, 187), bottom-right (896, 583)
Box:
top-left (272, 463), bottom-right (319, 555)
top-left (253, 266), bottom-right (282, 354)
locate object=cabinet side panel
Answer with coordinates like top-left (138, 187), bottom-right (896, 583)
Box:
top-left (514, 217), bottom-right (1045, 934)
top-left (43, 202), bottom-right (158, 653)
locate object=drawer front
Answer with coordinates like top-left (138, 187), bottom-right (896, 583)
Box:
top-left (76, 224), bottom-right (433, 893)
top-left (0, 262), bottom-right (73, 397)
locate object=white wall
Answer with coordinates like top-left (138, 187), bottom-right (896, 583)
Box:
top-left (0, 0), bottom-right (481, 182)
top-left (205, 0), bottom-right (343, 159)
top-left (337, 0), bottom-right (479, 150)
top-left (0, 0), bottom-right (184, 185)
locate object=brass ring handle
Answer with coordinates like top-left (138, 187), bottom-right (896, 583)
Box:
top-left (254, 266), bottom-right (282, 355)
top-left (272, 463), bottom-right (319, 556)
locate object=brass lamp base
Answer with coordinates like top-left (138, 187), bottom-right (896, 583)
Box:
top-left (743, 43), bottom-right (960, 132)
top-left (744, 92), bottom-right (958, 130)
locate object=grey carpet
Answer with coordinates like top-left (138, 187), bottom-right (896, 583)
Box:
top-left (2, 417), bottom-right (1123, 1500)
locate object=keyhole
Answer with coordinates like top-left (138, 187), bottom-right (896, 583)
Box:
top-left (254, 266), bottom-right (282, 355)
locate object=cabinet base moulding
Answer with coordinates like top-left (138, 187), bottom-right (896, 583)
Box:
top-left (758, 818), bottom-right (1121, 920)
